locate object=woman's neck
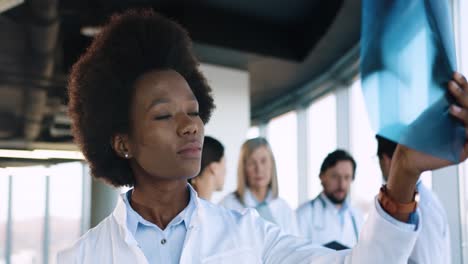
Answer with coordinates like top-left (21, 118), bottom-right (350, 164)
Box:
top-left (130, 179), bottom-right (190, 230)
top-left (250, 186), bottom-right (268, 203)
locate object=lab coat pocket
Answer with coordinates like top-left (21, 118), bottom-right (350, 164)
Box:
top-left (202, 248), bottom-right (260, 264)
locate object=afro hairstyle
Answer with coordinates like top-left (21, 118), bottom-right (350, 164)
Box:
top-left (68, 9), bottom-right (215, 187)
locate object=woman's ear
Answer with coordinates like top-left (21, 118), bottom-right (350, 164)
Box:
top-left (111, 134), bottom-right (132, 159)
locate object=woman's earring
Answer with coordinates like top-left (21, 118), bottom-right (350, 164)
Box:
top-left (124, 153), bottom-right (129, 159)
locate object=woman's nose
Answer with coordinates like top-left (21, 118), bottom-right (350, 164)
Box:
top-left (177, 114), bottom-right (198, 136)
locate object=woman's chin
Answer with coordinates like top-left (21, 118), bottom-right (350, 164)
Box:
top-left (180, 166), bottom-right (201, 179)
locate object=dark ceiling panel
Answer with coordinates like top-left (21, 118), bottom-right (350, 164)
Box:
top-left (0, 0), bottom-right (352, 147)
top-left (58, 0), bottom-right (343, 68)
top-left (202, 0), bottom-right (322, 25)
top-left (251, 0), bottom-right (361, 121)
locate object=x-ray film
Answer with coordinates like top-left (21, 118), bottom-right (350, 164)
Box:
top-left (360, 0), bottom-right (464, 162)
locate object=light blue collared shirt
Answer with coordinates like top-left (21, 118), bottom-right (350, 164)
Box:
top-left (123, 185), bottom-right (197, 263)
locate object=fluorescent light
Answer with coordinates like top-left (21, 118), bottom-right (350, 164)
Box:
top-left (0, 149), bottom-right (85, 160)
top-left (80, 26), bottom-right (101, 37)
top-left (0, 0), bottom-right (23, 13)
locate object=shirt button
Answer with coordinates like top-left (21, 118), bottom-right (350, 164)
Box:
top-left (161, 238), bottom-right (167, 245)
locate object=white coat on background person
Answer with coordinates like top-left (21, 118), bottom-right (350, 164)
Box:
top-left (376, 135), bottom-right (451, 264)
top-left (296, 150), bottom-right (364, 248)
top-left (219, 137), bottom-right (298, 235)
top-left (296, 193), bottom-right (364, 248)
top-left (220, 187), bottom-right (298, 236)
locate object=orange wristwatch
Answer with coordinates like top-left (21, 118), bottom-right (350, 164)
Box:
top-left (378, 185), bottom-right (418, 215)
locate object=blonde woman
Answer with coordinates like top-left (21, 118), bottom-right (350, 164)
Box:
top-left (220, 137), bottom-right (298, 235)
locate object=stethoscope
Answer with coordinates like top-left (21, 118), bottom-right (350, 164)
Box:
top-left (311, 195), bottom-right (359, 242)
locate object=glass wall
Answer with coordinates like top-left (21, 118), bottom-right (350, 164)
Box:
top-left (268, 111), bottom-right (299, 208)
top-left (246, 126), bottom-right (260, 139)
top-left (0, 171), bottom-right (8, 263)
top-left (11, 166), bottom-right (46, 263)
top-left (307, 94), bottom-right (337, 200)
top-left (1, 162), bottom-right (87, 264)
top-left (49, 163), bottom-right (83, 264)
top-left (349, 80), bottom-right (382, 217)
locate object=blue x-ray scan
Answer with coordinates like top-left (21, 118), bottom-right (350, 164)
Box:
top-left (360, 0), bottom-right (465, 162)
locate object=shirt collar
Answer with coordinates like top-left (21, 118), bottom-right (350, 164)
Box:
top-left (244, 188), bottom-right (273, 207)
top-left (122, 184), bottom-right (198, 236)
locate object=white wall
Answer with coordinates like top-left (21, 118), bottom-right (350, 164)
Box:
top-left (199, 64), bottom-right (250, 203)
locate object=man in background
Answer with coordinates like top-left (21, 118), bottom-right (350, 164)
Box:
top-left (296, 150), bottom-right (364, 249)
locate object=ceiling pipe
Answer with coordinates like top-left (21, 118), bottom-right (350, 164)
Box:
top-left (22, 0), bottom-right (59, 141)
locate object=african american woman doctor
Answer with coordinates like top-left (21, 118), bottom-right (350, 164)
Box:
top-left (58, 9), bottom-right (468, 264)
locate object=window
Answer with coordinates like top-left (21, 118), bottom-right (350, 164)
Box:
top-left (268, 111), bottom-right (298, 209)
top-left (1, 162), bottom-right (88, 264)
top-left (49, 162), bottom-right (84, 264)
top-left (307, 93), bottom-right (337, 200)
top-left (10, 166), bottom-right (46, 263)
top-left (246, 126), bottom-right (260, 139)
top-left (350, 80), bottom-right (382, 218)
top-left (0, 171), bottom-right (8, 263)
top-left (458, 0), bottom-right (468, 74)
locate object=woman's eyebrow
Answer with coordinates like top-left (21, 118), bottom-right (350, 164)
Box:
top-left (146, 98), bottom-right (170, 112)
top-left (146, 96), bottom-right (198, 112)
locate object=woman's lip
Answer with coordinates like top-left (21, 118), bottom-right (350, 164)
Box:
top-left (178, 141), bottom-right (202, 151)
top-left (177, 141), bottom-right (202, 158)
top-left (252, 177), bottom-right (266, 182)
top-left (177, 147), bottom-right (202, 158)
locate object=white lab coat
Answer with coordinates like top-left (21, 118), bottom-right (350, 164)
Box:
top-left (408, 182), bottom-right (451, 264)
top-left (219, 189), bottom-right (298, 235)
top-left (57, 192), bottom-right (420, 264)
top-left (295, 193), bottom-right (364, 248)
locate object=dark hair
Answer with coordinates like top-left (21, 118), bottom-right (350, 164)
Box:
top-left (200, 136), bottom-right (224, 172)
top-left (68, 9), bottom-right (215, 187)
top-left (188, 136), bottom-right (224, 183)
top-left (319, 149), bottom-right (357, 180)
top-left (376, 134), bottom-right (398, 159)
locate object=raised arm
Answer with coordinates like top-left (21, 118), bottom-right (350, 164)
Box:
top-left (262, 72), bottom-right (468, 264)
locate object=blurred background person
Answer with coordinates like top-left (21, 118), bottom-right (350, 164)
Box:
top-left (189, 136), bottom-right (226, 201)
top-left (376, 134), bottom-right (451, 263)
top-left (220, 137), bottom-right (298, 235)
top-left (296, 149), bottom-right (363, 249)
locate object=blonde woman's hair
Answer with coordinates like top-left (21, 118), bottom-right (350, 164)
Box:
top-left (235, 137), bottom-right (279, 204)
